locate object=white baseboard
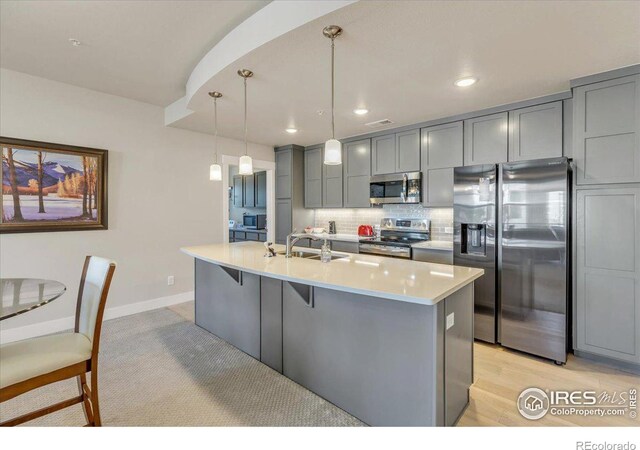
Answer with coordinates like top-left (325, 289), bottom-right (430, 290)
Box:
top-left (0, 291), bottom-right (194, 344)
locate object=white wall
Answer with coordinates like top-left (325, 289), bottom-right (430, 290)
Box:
top-left (0, 69), bottom-right (274, 335)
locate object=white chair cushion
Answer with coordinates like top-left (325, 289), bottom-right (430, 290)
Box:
top-left (0, 333), bottom-right (92, 389)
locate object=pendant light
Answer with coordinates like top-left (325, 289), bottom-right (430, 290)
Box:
top-left (323, 25), bottom-right (343, 165)
top-left (208, 91), bottom-right (223, 181)
top-left (238, 69), bottom-right (254, 175)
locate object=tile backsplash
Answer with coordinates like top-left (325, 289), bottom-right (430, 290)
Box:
top-left (314, 205), bottom-right (453, 241)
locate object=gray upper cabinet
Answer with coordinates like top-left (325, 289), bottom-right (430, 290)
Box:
top-left (576, 187), bottom-right (640, 364)
top-left (343, 139), bottom-right (371, 208)
top-left (396, 129), bottom-right (421, 173)
top-left (509, 101), bottom-right (563, 162)
top-left (275, 149), bottom-right (292, 199)
top-left (232, 175), bottom-right (243, 207)
top-left (573, 74), bottom-right (640, 185)
top-left (323, 155), bottom-right (343, 208)
top-left (421, 121), bottom-right (463, 207)
top-left (371, 134), bottom-right (396, 175)
top-left (304, 146), bottom-right (323, 208)
top-left (255, 171), bottom-right (267, 208)
top-left (464, 112), bottom-right (508, 165)
top-left (243, 174), bottom-right (255, 207)
top-left (275, 198), bottom-right (292, 244)
top-left (372, 131), bottom-right (420, 175)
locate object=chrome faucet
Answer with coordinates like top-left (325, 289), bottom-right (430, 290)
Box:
top-left (285, 229), bottom-right (321, 257)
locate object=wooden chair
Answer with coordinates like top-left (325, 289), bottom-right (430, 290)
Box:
top-left (0, 256), bottom-right (116, 426)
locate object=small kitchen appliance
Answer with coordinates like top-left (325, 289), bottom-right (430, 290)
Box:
top-left (243, 214), bottom-right (267, 230)
top-left (369, 172), bottom-right (422, 205)
top-left (358, 225), bottom-right (374, 237)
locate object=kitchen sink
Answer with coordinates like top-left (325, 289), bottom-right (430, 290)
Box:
top-left (276, 250), bottom-right (348, 261)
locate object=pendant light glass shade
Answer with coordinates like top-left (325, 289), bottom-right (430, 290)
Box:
top-left (238, 155), bottom-right (253, 175)
top-left (324, 139), bottom-right (342, 165)
top-left (209, 163), bottom-right (222, 180)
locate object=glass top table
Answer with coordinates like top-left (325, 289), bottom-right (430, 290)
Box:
top-left (0, 278), bottom-right (67, 321)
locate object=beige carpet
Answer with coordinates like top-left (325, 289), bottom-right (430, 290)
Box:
top-left (0, 303), bottom-right (364, 426)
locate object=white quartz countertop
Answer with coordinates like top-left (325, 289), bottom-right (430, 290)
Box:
top-left (411, 240), bottom-right (454, 251)
top-left (181, 242), bottom-right (483, 306)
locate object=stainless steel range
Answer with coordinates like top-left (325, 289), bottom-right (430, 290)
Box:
top-left (358, 218), bottom-right (429, 259)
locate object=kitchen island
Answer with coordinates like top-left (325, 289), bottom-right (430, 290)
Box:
top-left (181, 241), bottom-right (483, 426)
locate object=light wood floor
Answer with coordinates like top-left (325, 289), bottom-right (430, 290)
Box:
top-left (170, 302), bottom-right (639, 427)
top-left (458, 342), bottom-right (639, 426)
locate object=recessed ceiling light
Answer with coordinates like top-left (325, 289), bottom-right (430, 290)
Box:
top-left (68, 38), bottom-right (81, 47)
top-left (285, 128), bottom-right (298, 134)
top-left (455, 77), bottom-right (477, 87)
top-left (353, 108), bottom-right (369, 115)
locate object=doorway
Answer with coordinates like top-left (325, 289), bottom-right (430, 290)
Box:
top-left (221, 155), bottom-right (275, 244)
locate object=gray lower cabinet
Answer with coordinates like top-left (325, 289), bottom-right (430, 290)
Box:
top-left (275, 199), bottom-right (292, 244)
top-left (509, 101), bottom-right (563, 161)
top-left (371, 134), bottom-right (396, 175)
top-left (396, 129), bottom-right (421, 173)
top-left (330, 240), bottom-right (359, 253)
top-left (464, 112), bottom-right (508, 165)
top-left (260, 277), bottom-right (283, 373)
top-left (323, 158), bottom-right (343, 208)
top-left (412, 247), bottom-right (453, 265)
top-left (343, 139), bottom-right (371, 208)
top-left (304, 146), bottom-right (323, 208)
top-left (421, 121), bottom-right (463, 207)
top-left (194, 260), bottom-right (261, 359)
top-left (255, 171), bottom-right (267, 208)
top-left (573, 74), bottom-right (640, 185)
top-left (576, 187), bottom-right (640, 363)
top-left (276, 149), bottom-right (292, 199)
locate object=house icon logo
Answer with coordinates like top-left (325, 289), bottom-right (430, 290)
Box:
top-left (517, 387), bottom-right (550, 420)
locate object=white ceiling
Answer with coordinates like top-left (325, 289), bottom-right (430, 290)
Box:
top-left (169, 0), bottom-right (640, 147)
top-left (1, 1), bottom-right (639, 148)
top-left (0, 0), bottom-right (269, 106)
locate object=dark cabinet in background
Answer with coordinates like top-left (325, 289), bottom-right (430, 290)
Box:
top-left (243, 174), bottom-right (255, 207)
top-left (233, 175), bottom-right (244, 207)
top-left (255, 171), bottom-right (267, 208)
top-left (231, 171), bottom-right (266, 208)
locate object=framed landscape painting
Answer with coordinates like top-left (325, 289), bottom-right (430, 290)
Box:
top-left (1, 137), bottom-right (108, 233)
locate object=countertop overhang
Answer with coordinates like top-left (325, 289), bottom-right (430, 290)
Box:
top-left (181, 242), bottom-right (483, 306)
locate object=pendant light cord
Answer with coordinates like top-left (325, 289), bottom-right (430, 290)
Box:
top-left (213, 97), bottom-right (218, 164)
top-left (331, 37), bottom-right (335, 140)
top-left (244, 76), bottom-right (248, 156)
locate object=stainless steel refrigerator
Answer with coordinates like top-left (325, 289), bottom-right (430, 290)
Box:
top-left (454, 158), bottom-right (570, 363)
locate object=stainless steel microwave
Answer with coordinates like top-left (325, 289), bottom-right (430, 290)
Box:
top-left (243, 214), bottom-right (267, 230)
top-left (369, 172), bottom-right (422, 205)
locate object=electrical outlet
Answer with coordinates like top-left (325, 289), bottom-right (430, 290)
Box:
top-left (167, 275), bottom-right (175, 286)
top-left (446, 313), bottom-right (455, 330)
